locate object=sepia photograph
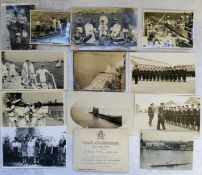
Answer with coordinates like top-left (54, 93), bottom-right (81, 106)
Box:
top-left (1, 51), bottom-right (66, 90)
top-left (30, 10), bottom-right (71, 45)
top-left (140, 130), bottom-right (194, 170)
top-left (71, 8), bottom-right (138, 47)
top-left (135, 94), bottom-right (200, 137)
top-left (143, 10), bottom-right (193, 49)
top-left (1, 3), bottom-right (36, 50)
top-left (131, 52), bottom-right (196, 94)
top-left (2, 91), bottom-right (64, 127)
top-left (74, 51), bottom-right (126, 91)
top-left (2, 126), bottom-right (66, 167)
top-left (67, 91), bottom-right (134, 135)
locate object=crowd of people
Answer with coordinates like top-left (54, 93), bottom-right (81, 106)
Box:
top-left (144, 12), bottom-right (193, 48)
top-left (132, 65), bottom-right (195, 84)
top-left (4, 99), bottom-right (52, 127)
top-left (34, 16), bottom-right (70, 38)
top-left (2, 59), bottom-right (55, 89)
top-left (72, 12), bottom-right (136, 45)
top-left (6, 6), bottom-right (35, 50)
top-left (148, 103), bottom-right (200, 131)
top-left (3, 134), bottom-right (66, 166)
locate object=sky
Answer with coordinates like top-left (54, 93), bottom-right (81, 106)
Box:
top-left (141, 130), bottom-right (197, 142)
top-left (135, 94), bottom-right (198, 109)
top-left (130, 52), bottom-right (196, 66)
top-left (3, 91), bottom-right (63, 104)
top-left (2, 51), bottom-right (65, 62)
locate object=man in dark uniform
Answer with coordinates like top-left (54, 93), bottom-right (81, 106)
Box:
top-left (132, 65), bottom-right (139, 84)
top-left (148, 103), bottom-right (154, 126)
top-left (190, 104), bottom-right (195, 130)
top-left (157, 103), bottom-right (166, 130)
top-left (195, 103), bottom-right (200, 131)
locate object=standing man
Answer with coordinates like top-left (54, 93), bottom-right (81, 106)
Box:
top-left (52, 17), bottom-right (57, 32)
top-left (157, 103), bottom-right (166, 130)
top-left (148, 103), bottom-right (154, 127)
top-left (10, 61), bottom-right (16, 79)
top-left (35, 64), bottom-right (52, 88)
top-left (132, 65), bottom-right (139, 84)
top-left (28, 61), bottom-right (35, 88)
top-left (21, 60), bottom-right (29, 86)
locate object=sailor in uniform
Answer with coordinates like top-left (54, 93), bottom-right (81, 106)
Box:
top-left (98, 19), bottom-right (108, 37)
top-left (36, 64), bottom-right (52, 88)
top-left (21, 60), bottom-right (29, 86)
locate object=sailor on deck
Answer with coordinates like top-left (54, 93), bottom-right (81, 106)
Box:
top-left (36, 64), bottom-right (52, 87)
top-left (21, 60), bottom-right (29, 85)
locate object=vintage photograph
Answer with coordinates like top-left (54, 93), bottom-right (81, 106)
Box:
top-left (71, 8), bottom-right (138, 47)
top-left (2, 126), bottom-right (66, 167)
top-left (143, 10), bottom-right (193, 49)
top-left (2, 91), bottom-right (64, 127)
top-left (1, 51), bottom-right (66, 90)
top-left (30, 10), bottom-right (71, 45)
top-left (74, 51), bottom-right (126, 91)
top-left (135, 94), bottom-right (200, 136)
top-left (67, 92), bottom-right (134, 135)
top-left (140, 130), bottom-right (194, 170)
top-left (131, 52), bottom-right (196, 94)
top-left (1, 3), bottom-right (36, 50)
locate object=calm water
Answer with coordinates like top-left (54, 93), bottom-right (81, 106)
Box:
top-left (71, 108), bottom-right (121, 128)
top-left (140, 149), bottom-right (193, 170)
top-left (14, 62), bottom-right (64, 89)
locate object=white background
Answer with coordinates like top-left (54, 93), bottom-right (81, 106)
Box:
top-left (0, 0), bottom-right (202, 175)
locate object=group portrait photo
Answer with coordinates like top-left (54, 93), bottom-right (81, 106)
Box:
top-left (30, 10), bottom-right (71, 45)
top-left (1, 3), bottom-right (36, 50)
top-left (131, 52), bottom-right (196, 94)
top-left (2, 91), bottom-right (64, 127)
top-left (135, 94), bottom-right (200, 137)
top-left (2, 126), bottom-right (66, 167)
top-left (71, 8), bottom-right (138, 47)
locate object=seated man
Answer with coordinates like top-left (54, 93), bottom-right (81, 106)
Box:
top-left (98, 20), bottom-right (108, 37)
top-left (110, 19), bottom-right (121, 40)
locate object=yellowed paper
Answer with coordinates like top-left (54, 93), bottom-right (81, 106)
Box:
top-left (73, 128), bottom-right (129, 172)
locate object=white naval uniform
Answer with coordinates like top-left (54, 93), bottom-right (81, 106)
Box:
top-left (36, 68), bottom-right (49, 83)
top-left (100, 15), bottom-right (108, 25)
top-left (2, 64), bottom-right (8, 77)
top-left (111, 23), bottom-right (121, 38)
top-left (22, 62), bottom-right (29, 79)
top-left (6, 105), bottom-right (16, 126)
top-left (84, 23), bottom-right (94, 36)
top-left (29, 63), bottom-right (35, 79)
top-left (98, 24), bottom-right (108, 36)
top-left (10, 64), bottom-right (16, 76)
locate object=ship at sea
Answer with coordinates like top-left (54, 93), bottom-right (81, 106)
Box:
top-left (89, 107), bottom-right (122, 126)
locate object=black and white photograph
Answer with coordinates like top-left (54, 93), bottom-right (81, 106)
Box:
top-left (74, 51), bottom-right (126, 91)
top-left (2, 91), bottom-right (64, 127)
top-left (71, 8), bottom-right (138, 47)
top-left (1, 51), bottom-right (66, 90)
top-left (131, 52), bottom-right (196, 94)
top-left (30, 10), bottom-right (71, 45)
top-left (143, 10), bottom-right (193, 49)
top-left (135, 94), bottom-right (200, 137)
top-left (2, 126), bottom-right (66, 167)
top-left (67, 91), bottom-right (134, 135)
top-left (1, 3), bottom-right (36, 50)
top-left (140, 130), bottom-right (194, 170)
